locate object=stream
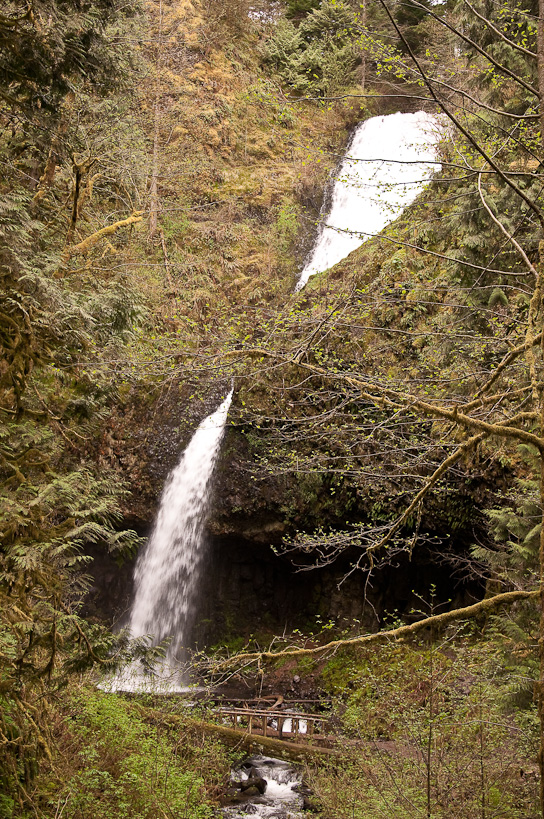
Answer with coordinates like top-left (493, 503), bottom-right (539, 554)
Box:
top-left (223, 756), bottom-right (305, 819)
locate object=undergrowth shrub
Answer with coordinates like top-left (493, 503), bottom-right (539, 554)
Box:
top-left (308, 640), bottom-right (539, 819)
top-left (46, 689), bottom-right (230, 819)
top-left (261, 0), bottom-right (360, 96)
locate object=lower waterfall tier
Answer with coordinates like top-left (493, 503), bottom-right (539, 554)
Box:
top-left (85, 530), bottom-right (482, 650)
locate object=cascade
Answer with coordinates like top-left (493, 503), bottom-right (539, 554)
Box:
top-left (224, 756), bottom-right (304, 819)
top-left (106, 389), bottom-right (233, 692)
top-left (296, 111), bottom-right (441, 290)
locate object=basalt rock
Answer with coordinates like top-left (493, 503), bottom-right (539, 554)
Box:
top-left (239, 772), bottom-right (267, 796)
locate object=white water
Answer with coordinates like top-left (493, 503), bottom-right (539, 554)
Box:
top-left (259, 716), bottom-right (307, 735)
top-left (103, 390), bottom-right (233, 693)
top-left (225, 756), bottom-right (304, 819)
top-left (296, 111), bottom-right (441, 290)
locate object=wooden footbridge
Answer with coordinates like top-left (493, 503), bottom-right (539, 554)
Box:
top-left (216, 706), bottom-right (328, 741)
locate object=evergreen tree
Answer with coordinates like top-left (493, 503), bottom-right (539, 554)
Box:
top-left (0, 0), bottom-right (138, 116)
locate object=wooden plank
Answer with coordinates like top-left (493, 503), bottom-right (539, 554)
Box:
top-left (218, 708), bottom-right (323, 721)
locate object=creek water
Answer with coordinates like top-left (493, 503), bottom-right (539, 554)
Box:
top-left (296, 111), bottom-right (441, 290)
top-left (103, 390), bottom-right (233, 692)
top-left (224, 756), bottom-right (304, 819)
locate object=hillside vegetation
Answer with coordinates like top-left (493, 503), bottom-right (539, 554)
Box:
top-left (1, 0), bottom-right (544, 815)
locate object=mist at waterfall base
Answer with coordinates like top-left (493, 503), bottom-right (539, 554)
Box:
top-left (296, 111), bottom-right (441, 290)
top-left (102, 390), bottom-right (233, 693)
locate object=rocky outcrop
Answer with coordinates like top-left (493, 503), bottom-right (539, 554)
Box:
top-left (84, 366), bottom-right (491, 645)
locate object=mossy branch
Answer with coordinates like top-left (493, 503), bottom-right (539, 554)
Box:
top-left (234, 346), bottom-right (544, 449)
top-left (61, 211), bottom-right (144, 262)
top-left (291, 358), bottom-right (544, 451)
top-left (212, 590), bottom-right (539, 670)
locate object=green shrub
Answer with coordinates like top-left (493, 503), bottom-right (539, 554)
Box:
top-left (310, 641), bottom-right (539, 818)
top-left (52, 691), bottom-right (229, 819)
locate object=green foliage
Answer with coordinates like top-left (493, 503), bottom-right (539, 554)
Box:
top-left (285, 0), bottom-right (321, 19)
top-left (321, 649), bottom-right (359, 693)
top-left (261, 0), bottom-right (360, 95)
top-left (44, 690), bottom-right (229, 819)
top-left (0, 0), bottom-right (149, 809)
top-left (394, 0), bottom-right (435, 55)
top-left (453, 0), bottom-right (537, 109)
top-left (484, 476), bottom-right (540, 586)
top-left (1, 0), bottom-right (543, 812)
top-left (275, 200), bottom-right (300, 254)
top-left (0, 449), bottom-right (144, 807)
top-left (469, 449), bottom-right (541, 707)
top-left (0, 0), bottom-right (139, 116)
top-left (473, 447), bottom-right (540, 608)
top-left (0, 188), bottom-right (61, 410)
top-left (310, 641), bottom-right (538, 818)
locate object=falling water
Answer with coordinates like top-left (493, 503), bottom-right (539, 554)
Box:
top-left (105, 390), bottom-right (233, 692)
top-left (296, 111), bottom-right (441, 290)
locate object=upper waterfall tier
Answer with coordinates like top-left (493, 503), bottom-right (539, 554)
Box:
top-left (296, 111), bottom-right (441, 291)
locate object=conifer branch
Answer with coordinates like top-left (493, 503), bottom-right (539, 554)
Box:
top-left (460, 0), bottom-right (537, 58)
top-left (407, 0), bottom-right (539, 96)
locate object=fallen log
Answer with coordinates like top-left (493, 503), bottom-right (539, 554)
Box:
top-left (132, 703), bottom-right (340, 763)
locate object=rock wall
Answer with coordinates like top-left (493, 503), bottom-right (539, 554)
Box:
top-left (85, 520), bottom-right (481, 648)
top-left (87, 382), bottom-right (487, 646)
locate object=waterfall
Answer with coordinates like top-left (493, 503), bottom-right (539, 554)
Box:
top-left (106, 390), bottom-right (233, 692)
top-left (296, 111), bottom-right (441, 291)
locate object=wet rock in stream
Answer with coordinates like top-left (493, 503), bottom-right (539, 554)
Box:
top-left (223, 756), bottom-right (305, 819)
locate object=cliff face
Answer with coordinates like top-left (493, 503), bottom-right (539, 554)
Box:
top-left (87, 373), bottom-right (486, 639)
top-left (80, 0), bottom-right (512, 640)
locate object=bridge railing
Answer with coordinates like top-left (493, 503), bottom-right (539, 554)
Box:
top-left (216, 707), bottom-right (328, 740)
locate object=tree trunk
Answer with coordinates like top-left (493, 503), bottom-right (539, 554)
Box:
top-left (148, 97), bottom-right (160, 240)
top-left (148, 0), bottom-right (163, 240)
top-left (537, 2), bottom-right (544, 811)
top-left (360, 0), bottom-right (366, 94)
top-left (539, 243), bottom-right (544, 817)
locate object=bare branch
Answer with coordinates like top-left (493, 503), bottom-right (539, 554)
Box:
top-left (477, 173), bottom-right (538, 277)
top-left (461, 0), bottom-right (536, 58)
top-left (368, 433), bottom-right (485, 561)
